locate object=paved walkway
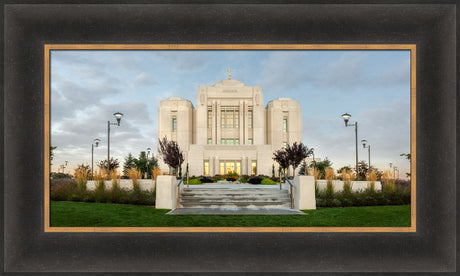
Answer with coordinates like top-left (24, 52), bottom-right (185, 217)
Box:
top-left (167, 207), bottom-right (304, 215)
top-left (182, 183), bottom-right (289, 189)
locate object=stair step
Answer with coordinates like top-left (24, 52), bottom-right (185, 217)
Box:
top-left (182, 190), bottom-right (288, 195)
top-left (181, 198), bottom-right (290, 203)
top-left (181, 194), bottom-right (289, 199)
top-left (180, 201), bottom-right (291, 208)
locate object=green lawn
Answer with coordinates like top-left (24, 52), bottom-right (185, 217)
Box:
top-left (50, 201), bottom-right (411, 227)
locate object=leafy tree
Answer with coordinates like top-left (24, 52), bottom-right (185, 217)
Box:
top-left (123, 153), bottom-right (137, 177)
top-left (298, 160), bottom-right (308, 175)
top-left (97, 158), bottom-right (120, 173)
top-left (400, 153), bottom-right (411, 178)
top-left (135, 151), bottom-right (148, 178)
top-left (400, 153), bottom-right (411, 161)
top-left (50, 146), bottom-right (57, 166)
top-left (147, 155), bottom-right (158, 178)
top-left (75, 163), bottom-right (91, 177)
top-left (309, 157), bottom-right (333, 179)
top-left (50, 172), bottom-right (72, 179)
top-left (285, 142), bottom-right (313, 176)
top-left (337, 166), bottom-right (352, 174)
top-left (158, 137), bottom-right (184, 176)
top-left (354, 160), bottom-right (382, 180)
top-left (273, 148), bottom-right (290, 176)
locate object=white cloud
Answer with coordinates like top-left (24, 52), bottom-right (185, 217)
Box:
top-left (50, 50), bottom-right (411, 176)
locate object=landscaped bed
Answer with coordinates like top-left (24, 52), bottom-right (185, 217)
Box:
top-left (50, 201), bottom-right (411, 227)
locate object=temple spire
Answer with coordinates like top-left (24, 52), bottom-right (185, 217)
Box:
top-left (227, 68), bottom-right (231, 80)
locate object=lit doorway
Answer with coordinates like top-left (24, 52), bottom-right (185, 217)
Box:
top-left (219, 160), bottom-right (241, 175)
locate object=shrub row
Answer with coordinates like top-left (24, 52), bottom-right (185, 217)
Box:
top-left (316, 187), bottom-right (410, 207)
top-left (50, 179), bottom-right (155, 205)
top-left (185, 174), bottom-right (280, 184)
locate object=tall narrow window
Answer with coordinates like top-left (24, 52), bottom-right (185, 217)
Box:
top-left (248, 139), bottom-right (253, 145)
top-left (204, 161), bottom-right (209, 175)
top-left (283, 117), bottom-right (287, 132)
top-left (251, 161), bottom-right (257, 175)
top-left (248, 108), bottom-right (253, 128)
top-left (172, 117), bottom-right (177, 132)
top-left (207, 108), bottom-right (212, 129)
top-left (235, 110), bottom-right (239, 128)
top-left (236, 162), bottom-right (241, 175)
top-left (221, 107), bottom-right (239, 128)
top-left (207, 138), bottom-right (212, 144)
top-left (220, 161), bottom-right (225, 175)
top-left (283, 142), bottom-right (287, 148)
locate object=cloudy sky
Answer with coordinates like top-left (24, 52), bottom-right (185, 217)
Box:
top-left (50, 49), bottom-right (411, 177)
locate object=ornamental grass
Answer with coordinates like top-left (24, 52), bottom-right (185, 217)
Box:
top-left (50, 178), bottom-right (155, 206)
top-left (110, 170), bottom-right (121, 190)
top-left (366, 171), bottom-right (378, 193)
top-left (127, 167), bottom-right (142, 193)
top-left (74, 166), bottom-right (90, 191)
top-left (324, 167), bottom-right (335, 198)
top-left (382, 170), bottom-right (396, 193)
top-left (151, 166), bottom-right (161, 181)
top-left (342, 169), bottom-right (355, 195)
top-left (310, 168), bottom-right (321, 196)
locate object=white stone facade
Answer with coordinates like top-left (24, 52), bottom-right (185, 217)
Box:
top-left (158, 77), bottom-right (302, 176)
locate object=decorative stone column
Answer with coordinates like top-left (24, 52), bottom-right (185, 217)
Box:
top-left (239, 101), bottom-right (244, 144)
top-left (212, 101), bottom-right (217, 144)
top-left (216, 102), bottom-right (221, 144)
top-left (246, 157), bottom-right (251, 175)
top-left (215, 156), bottom-right (219, 175)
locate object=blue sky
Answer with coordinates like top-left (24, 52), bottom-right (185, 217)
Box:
top-left (51, 50), bottom-right (411, 177)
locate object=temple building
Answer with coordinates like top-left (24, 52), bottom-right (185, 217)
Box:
top-left (157, 72), bottom-right (302, 176)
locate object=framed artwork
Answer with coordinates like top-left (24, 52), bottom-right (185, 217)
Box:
top-left (44, 44), bottom-right (416, 233)
top-left (3, 2), bottom-right (456, 273)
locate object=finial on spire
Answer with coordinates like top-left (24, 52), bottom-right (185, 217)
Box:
top-left (227, 68), bottom-right (231, 80)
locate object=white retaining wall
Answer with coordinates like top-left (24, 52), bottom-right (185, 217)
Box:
top-left (155, 175), bottom-right (181, 209)
top-left (86, 179), bottom-right (155, 191)
top-left (316, 180), bottom-right (381, 192)
top-left (291, 175), bottom-right (316, 210)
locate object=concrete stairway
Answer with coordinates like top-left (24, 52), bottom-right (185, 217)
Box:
top-left (179, 187), bottom-right (291, 209)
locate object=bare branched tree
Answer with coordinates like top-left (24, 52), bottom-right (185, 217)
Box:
top-left (158, 137), bottom-right (184, 176)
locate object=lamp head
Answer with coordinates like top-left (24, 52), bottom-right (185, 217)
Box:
top-left (147, 147), bottom-right (151, 155)
top-left (113, 112), bottom-right (123, 126)
top-left (341, 113), bottom-right (351, 126)
top-left (361, 139), bottom-right (367, 148)
top-left (94, 138), bottom-right (101, 147)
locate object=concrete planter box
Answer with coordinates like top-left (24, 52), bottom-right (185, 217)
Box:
top-left (86, 179), bottom-right (155, 191)
top-left (316, 180), bottom-right (381, 192)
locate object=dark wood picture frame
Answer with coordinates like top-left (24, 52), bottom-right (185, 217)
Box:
top-left (44, 43), bottom-right (416, 233)
top-left (2, 1), bottom-right (457, 273)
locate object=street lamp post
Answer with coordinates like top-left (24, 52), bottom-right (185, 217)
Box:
top-left (341, 113), bottom-right (359, 178)
top-left (92, 138), bottom-right (101, 176)
top-left (361, 139), bottom-right (371, 169)
top-left (145, 147), bottom-right (151, 179)
top-left (61, 161), bottom-right (68, 174)
top-left (107, 112), bottom-right (123, 172)
top-left (311, 148), bottom-right (315, 165)
top-left (311, 148), bottom-right (315, 176)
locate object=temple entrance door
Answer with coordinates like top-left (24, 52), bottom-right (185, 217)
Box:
top-left (219, 160), bottom-right (241, 175)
